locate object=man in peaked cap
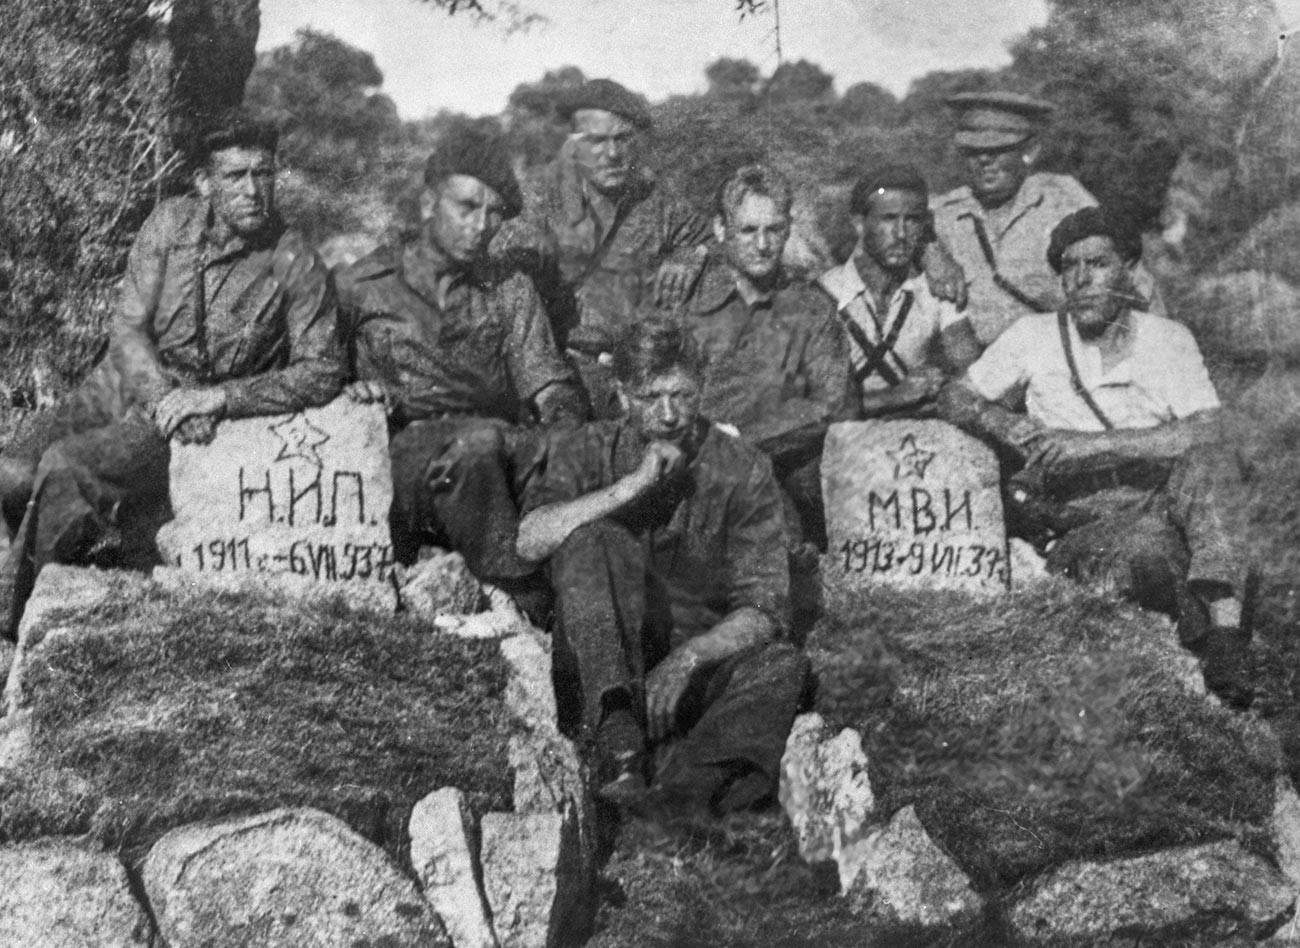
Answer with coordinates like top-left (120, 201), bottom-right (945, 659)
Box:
top-left (337, 120), bottom-right (585, 602)
top-left (0, 106), bottom-right (344, 636)
top-left (930, 90), bottom-right (1163, 348)
top-left (501, 77), bottom-right (712, 417)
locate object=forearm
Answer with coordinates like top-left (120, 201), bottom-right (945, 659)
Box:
top-left (938, 379), bottom-right (1033, 449)
top-left (223, 358), bottom-right (343, 419)
top-left (516, 476), bottom-right (642, 562)
top-left (861, 383), bottom-right (935, 419)
top-left (685, 606), bottom-right (776, 668)
top-left (1047, 411), bottom-right (1222, 479)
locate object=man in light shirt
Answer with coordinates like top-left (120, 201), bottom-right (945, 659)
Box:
top-left (942, 207), bottom-right (1253, 706)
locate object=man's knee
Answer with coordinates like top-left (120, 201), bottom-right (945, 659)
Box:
top-left (555, 518), bottom-right (639, 563)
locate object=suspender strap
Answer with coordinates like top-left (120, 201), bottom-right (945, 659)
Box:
top-left (964, 213), bottom-right (1053, 313)
top-left (1057, 311), bottom-right (1114, 431)
top-left (843, 290), bottom-right (914, 388)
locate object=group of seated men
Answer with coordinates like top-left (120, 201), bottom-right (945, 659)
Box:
top-left (0, 78), bottom-right (1255, 818)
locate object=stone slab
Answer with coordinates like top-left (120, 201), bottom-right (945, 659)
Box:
top-left (410, 788), bottom-right (498, 948)
top-left (157, 397), bottom-right (395, 596)
top-left (480, 810), bottom-right (584, 948)
top-left (821, 420), bottom-right (1008, 596)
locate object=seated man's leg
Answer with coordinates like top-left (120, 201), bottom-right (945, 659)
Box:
top-left (389, 417), bottom-right (541, 584)
top-left (1045, 508), bottom-right (1188, 616)
top-left (0, 412), bottom-right (168, 637)
top-left (654, 641), bottom-right (812, 814)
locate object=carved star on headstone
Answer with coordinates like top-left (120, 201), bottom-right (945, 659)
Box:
top-left (269, 413), bottom-right (331, 470)
top-left (888, 433), bottom-right (935, 480)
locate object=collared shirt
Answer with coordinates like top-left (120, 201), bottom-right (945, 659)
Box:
top-left (681, 259), bottom-right (854, 459)
top-left (109, 194), bottom-right (342, 418)
top-left (504, 158), bottom-right (711, 349)
top-left (966, 310), bottom-right (1220, 431)
top-left (523, 419), bottom-right (789, 642)
top-left (336, 244), bottom-right (578, 427)
top-left (818, 258), bottom-right (965, 396)
top-left (932, 173), bottom-right (1164, 347)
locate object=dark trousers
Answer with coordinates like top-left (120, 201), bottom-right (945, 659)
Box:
top-left (389, 417), bottom-right (544, 583)
top-left (550, 519), bottom-right (810, 811)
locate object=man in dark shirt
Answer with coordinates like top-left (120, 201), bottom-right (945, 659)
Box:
top-left (671, 163), bottom-right (854, 549)
top-left (516, 318), bottom-right (809, 816)
top-left (502, 78), bottom-right (711, 415)
top-left (337, 123), bottom-right (585, 589)
top-left (0, 109), bottom-right (343, 636)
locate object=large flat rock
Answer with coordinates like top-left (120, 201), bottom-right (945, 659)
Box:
top-left (142, 807), bottom-right (449, 948)
top-left (821, 420), bottom-right (1008, 597)
top-left (157, 397), bottom-right (396, 609)
top-left (0, 838), bottom-right (151, 947)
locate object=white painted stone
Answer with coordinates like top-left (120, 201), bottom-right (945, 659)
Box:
top-left (431, 584), bottom-right (533, 639)
top-left (1274, 776), bottom-right (1300, 897)
top-left (157, 397), bottom-right (396, 608)
top-left (843, 806), bottom-right (983, 929)
top-left (410, 788), bottom-right (497, 948)
top-left (480, 810), bottom-right (584, 948)
top-left (142, 807), bottom-right (448, 948)
top-left (0, 838), bottom-right (151, 947)
top-left (1008, 537), bottom-right (1049, 589)
top-left (821, 420), bottom-right (1008, 596)
top-left (401, 549), bottom-right (484, 619)
top-left (778, 713), bottom-right (877, 882)
top-left (499, 630), bottom-right (557, 734)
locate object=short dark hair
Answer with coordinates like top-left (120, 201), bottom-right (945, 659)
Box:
top-left (715, 164), bottom-right (793, 225)
top-left (1046, 207), bottom-right (1143, 273)
top-left (849, 163), bottom-right (929, 217)
top-left (191, 108), bottom-right (279, 165)
top-left (612, 318), bottom-right (704, 388)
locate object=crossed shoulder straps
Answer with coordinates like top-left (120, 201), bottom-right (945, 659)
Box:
top-left (840, 290), bottom-right (914, 388)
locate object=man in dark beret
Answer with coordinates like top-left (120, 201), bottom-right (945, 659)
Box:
top-left (336, 121), bottom-right (585, 598)
top-left (0, 106), bottom-right (344, 636)
top-left (941, 207), bottom-right (1254, 706)
top-left (930, 91), bottom-right (1164, 347)
top-left (501, 77), bottom-right (712, 417)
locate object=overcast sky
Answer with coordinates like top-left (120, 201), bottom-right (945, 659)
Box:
top-left (258, 0), bottom-right (1053, 119)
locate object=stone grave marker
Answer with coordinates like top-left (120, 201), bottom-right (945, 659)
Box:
top-left (157, 398), bottom-right (395, 601)
top-left (821, 420), bottom-right (1008, 595)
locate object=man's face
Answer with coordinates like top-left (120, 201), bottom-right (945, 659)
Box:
top-left (716, 192), bottom-right (790, 284)
top-left (1060, 235), bottom-right (1134, 338)
top-left (854, 188), bottom-right (928, 275)
top-left (960, 141), bottom-right (1031, 207)
top-left (571, 109), bottom-right (638, 195)
top-left (622, 367), bottom-right (701, 447)
top-left (421, 173), bottom-right (505, 267)
top-left (199, 146), bottom-right (275, 238)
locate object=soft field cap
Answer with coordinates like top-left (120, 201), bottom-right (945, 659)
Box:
top-left (947, 91), bottom-right (1055, 149)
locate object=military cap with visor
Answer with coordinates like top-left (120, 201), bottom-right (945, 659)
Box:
top-left (947, 91), bottom-right (1055, 150)
top-left (558, 78), bottom-right (653, 131)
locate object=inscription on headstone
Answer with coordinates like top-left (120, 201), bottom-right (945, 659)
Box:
top-left (821, 420), bottom-right (1008, 595)
top-left (158, 398), bottom-right (394, 589)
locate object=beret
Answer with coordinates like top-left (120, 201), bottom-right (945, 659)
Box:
top-left (849, 163), bottom-right (929, 216)
top-left (947, 91), bottom-right (1055, 149)
top-left (1046, 207), bottom-right (1143, 274)
top-left (423, 122), bottom-right (523, 220)
top-left (558, 78), bottom-right (653, 130)
top-left (191, 107), bottom-right (279, 161)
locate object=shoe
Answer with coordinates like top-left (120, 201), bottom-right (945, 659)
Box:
top-left (1200, 627), bottom-right (1254, 710)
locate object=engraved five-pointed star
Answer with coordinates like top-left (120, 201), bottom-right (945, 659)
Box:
top-left (888, 433), bottom-right (935, 480)
top-left (269, 414), bottom-right (331, 469)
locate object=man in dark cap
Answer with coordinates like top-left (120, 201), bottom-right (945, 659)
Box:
top-left (820, 163), bottom-right (980, 419)
top-left (502, 77), bottom-right (712, 416)
top-left (337, 121), bottom-right (585, 597)
top-left (0, 107), bottom-right (344, 636)
top-left (516, 317), bottom-right (809, 818)
top-left (931, 91), bottom-right (1163, 347)
top-left (941, 207), bottom-right (1254, 706)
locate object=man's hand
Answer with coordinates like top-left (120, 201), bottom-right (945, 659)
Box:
top-left (155, 387), bottom-right (227, 439)
top-left (174, 415), bottom-right (219, 446)
top-left (345, 379), bottom-right (388, 405)
top-left (645, 642), bottom-right (703, 742)
top-left (1026, 429), bottom-right (1108, 476)
top-left (626, 441), bottom-right (686, 498)
top-left (653, 259), bottom-right (701, 308)
top-left (921, 240), bottom-right (969, 310)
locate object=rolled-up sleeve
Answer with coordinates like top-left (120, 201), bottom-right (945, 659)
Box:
top-left (965, 317), bottom-right (1033, 403)
top-left (112, 200), bottom-right (180, 408)
top-left (223, 234), bottom-right (344, 418)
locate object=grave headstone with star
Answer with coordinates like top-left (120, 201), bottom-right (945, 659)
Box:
top-left (156, 397), bottom-right (397, 607)
top-left (820, 419), bottom-right (1008, 596)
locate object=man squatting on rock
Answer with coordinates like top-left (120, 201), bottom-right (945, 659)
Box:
top-left (0, 109), bottom-right (343, 637)
top-left (941, 207), bottom-right (1255, 706)
top-left (516, 318), bottom-right (811, 815)
top-left (336, 123), bottom-right (586, 606)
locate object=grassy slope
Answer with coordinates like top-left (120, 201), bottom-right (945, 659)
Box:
top-left (0, 582), bottom-right (518, 866)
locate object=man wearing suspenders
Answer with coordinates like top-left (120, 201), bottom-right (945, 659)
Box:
top-left (942, 208), bottom-right (1254, 707)
top-left (819, 165), bottom-right (981, 418)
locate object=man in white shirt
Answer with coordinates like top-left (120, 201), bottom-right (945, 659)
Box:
top-left (819, 165), bottom-right (980, 417)
top-left (942, 207), bottom-right (1253, 706)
